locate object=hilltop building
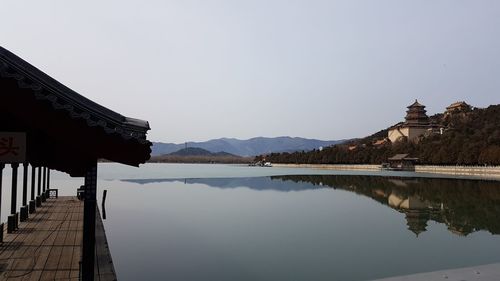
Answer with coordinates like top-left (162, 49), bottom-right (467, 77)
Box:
top-left (388, 100), bottom-right (432, 143)
top-left (445, 101), bottom-right (471, 116)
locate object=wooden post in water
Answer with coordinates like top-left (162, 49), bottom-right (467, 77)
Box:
top-left (102, 190), bottom-right (107, 220)
top-left (82, 162), bottom-right (97, 281)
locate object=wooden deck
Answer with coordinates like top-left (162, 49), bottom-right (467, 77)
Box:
top-left (0, 196), bottom-right (116, 281)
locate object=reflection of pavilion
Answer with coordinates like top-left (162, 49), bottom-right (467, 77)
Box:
top-left (387, 191), bottom-right (476, 237)
top-left (263, 175), bottom-right (500, 237)
top-left (367, 182), bottom-right (480, 237)
top-left (444, 219), bottom-right (474, 236)
top-left (388, 193), bottom-right (437, 236)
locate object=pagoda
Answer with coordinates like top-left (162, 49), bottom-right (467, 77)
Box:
top-left (405, 100), bottom-right (430, 126)
top-left (388, 100), bottom-right (432, 143)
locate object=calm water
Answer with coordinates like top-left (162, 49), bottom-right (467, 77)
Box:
top-left (1, 163), bottom-right (500, 280)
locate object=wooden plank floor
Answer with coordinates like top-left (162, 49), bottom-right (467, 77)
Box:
top-left (0, 197), bottom-right (82, 281)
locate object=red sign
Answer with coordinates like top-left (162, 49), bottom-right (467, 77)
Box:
top-left (0, 132), bottom-right (26, 163)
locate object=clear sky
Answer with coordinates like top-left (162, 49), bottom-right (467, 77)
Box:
top-left (1, 1), bottom-right (499, 143)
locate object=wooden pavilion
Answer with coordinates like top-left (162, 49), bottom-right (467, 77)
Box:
top-left (387, 154), bottom-right (418, 171)
top-left (0, 46), bottom-right (151, 280)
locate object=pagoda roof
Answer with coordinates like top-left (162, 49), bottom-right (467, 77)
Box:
top-left (0, 46), bottom-right (151, 176)
top-left (446, 101), bottom-right (469, 109)
top-left (407, 99), bottom-right (425, 108)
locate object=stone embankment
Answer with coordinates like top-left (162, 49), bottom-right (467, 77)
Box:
top-left (274, 163), bottom-right (500, 179)
top-left (274, 163), bottom-right (380, 171)
top-left (415, 165), bottom-right (500, 178)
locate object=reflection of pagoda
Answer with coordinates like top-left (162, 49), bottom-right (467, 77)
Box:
top-left (388, 100), bottom-right (432, 143)
top-left (272, 175), bottom-right (500, 236)
top-left (388, 193), bottom-right (433, 236)
top-left (405, 210), bottom-right (430, 236)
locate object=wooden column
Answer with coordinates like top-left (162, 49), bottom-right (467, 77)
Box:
top-left (42, 167), bottom-right (46, 193)
top-left (0, 164), bottom-right (4, 220)
top-left (82, 163), bottom-right (97, 281)
top-left (37, 166), bottom-right (41, 195)
top-left (29, 166), bottom-right (36, 214)
top-left (0, 164), bottom-right (4, 242)
top-left (36, 166), bottom-right (42, 207)
top-left (8, 163), bottom-right (19, 232)
top-left (22, 163), bottom-right (28, 206)
top-left (47, 169), bottom-right (50, 189)
top-left (10, 163), bottom-right (19, 215)
top-left (31, 166), bottom-right (35, 200)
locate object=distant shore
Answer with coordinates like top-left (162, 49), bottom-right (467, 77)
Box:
top-left (273, 163), bottom-right (500, 179)
top-left (148, 156), bottom-right (252, 164)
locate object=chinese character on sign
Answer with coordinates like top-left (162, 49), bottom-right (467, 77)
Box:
top-left (0, 137), bottom-right (20, 156)
top-left (0, 132), bottom-right (26, 163)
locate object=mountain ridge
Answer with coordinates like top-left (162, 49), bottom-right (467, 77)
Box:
top-left (168, 147), bottom-right (237, 157)
top-left (151, 136), bottom-right (346, 157)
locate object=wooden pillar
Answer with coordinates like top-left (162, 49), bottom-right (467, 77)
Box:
top-left (42, 167), bottom-right (46, 193)
top-left (0, 164), bottom-right (4, 220)
top-left (8, 163), bottom-right (19, 233)
top-left (0, 164), bottom-right (4, 242)
top-left (37, 166), bottom-right (41, 195)
top-left (29, 166), bottom-right (36, 214)
top-left (36, 166), bottom-right (42, 207)
top-left (47, 169), bottom-right (50, 189)
top-left (20, 163), bottom-right (29, 222)
top-left (22, 163), bottom-right (28, 206)
top-left (82, 163), bottom-right (97, 281)
top-left (31, 166), bottom-right (35, 201)
top-left (10, 163), bottom-right (19, 215)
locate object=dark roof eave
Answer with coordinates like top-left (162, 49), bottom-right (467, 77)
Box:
top-left (0, 46), bottom-right (150, 141)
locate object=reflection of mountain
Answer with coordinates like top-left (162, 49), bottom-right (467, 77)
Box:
top-left (123, 177), bottom-right (324, 192)
top-left (272, 175), bottom-right (500, 236)
top-left (122, 175), bottom-right (500, 236)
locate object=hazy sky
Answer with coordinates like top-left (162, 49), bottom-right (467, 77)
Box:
top-left (1, 1), bottom-right (499, 143)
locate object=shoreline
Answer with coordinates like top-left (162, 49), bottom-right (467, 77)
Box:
top-left (273, 163), bottom-right (500, 180)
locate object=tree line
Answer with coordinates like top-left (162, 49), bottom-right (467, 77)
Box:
top-left (264, 104), bottom-right (500, 165)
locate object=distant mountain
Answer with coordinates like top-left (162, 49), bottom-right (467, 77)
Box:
top-left (149, 147), bottom-right (249, 164)
top-left (151, 137), bottom-right (346, 156)
top-left (168, 147), bottom-right (237, 157)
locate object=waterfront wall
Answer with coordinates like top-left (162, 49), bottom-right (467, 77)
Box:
top-left (274, 163), bottom-right (381, 171)
top-left (415, 165), bottom-right (500, 178)
top-left (274, 163), bottom-right (500, 178)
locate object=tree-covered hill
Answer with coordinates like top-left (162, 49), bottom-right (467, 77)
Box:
top-left (265, 104), bottom-right (500, 165)
top-left (149, 147), bottom-right (251, 164)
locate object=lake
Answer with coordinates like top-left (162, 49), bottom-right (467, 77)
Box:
top-left (2, 163), bottom-right (500, 280)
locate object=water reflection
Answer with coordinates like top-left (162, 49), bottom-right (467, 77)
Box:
top-left (124, 175), bottom-right (500, 236)
top-left (271, 175), bottom-right (500, 237)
